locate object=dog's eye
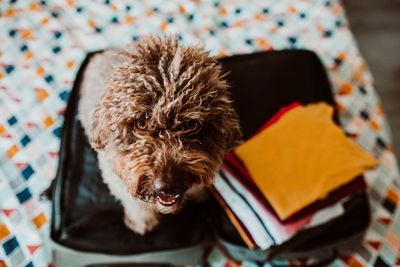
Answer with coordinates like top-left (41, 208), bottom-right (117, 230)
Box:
top-left (135, 119), bottom-right (148, 130)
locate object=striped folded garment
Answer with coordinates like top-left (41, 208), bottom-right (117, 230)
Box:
top-left (212, 102), bottom-right (377, 250)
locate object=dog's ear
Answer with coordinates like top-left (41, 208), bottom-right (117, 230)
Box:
top-left (207, 70), bottom-right (243, 152)
top-left (221, 105), bottom-right (243, 152)
top-left (209, 93), bottom-right (243, 153)
top-left (88, 104), bottom-right (108, 151)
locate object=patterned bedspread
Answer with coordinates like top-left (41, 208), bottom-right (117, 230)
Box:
top-left (0, 0), bottom-right (399, 266)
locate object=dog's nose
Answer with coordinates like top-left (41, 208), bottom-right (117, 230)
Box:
top-left (153, 177), bottom-right (181, 196)
top-left (154, 178), bottom-right (166, 192)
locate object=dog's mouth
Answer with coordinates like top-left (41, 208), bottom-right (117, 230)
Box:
top-left (156, 193), bottom-right (181, 206)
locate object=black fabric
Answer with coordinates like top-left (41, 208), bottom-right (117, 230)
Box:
top-left (51, 49), bottom-right (369, 258)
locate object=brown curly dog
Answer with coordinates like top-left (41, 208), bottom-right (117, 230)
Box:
top-left (78, 36), bottom-right (242, 234)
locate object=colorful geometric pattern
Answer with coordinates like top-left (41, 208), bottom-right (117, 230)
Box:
top-left (0, 0), bottom-right (399, 266)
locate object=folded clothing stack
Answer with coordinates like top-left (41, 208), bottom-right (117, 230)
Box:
top-left (212, 102), bottom-right (378, 250)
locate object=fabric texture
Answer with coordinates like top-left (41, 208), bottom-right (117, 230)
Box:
top-left (225, 152), bottom-right (368, 223)
top-left (213, 164), bottom-right (347, 249)
top-left (235, 102), bottom-right (379, 220)
top-left (213, 102), bottom-right (370, 250)
top-left (0, 0), bottom-right (399, 266)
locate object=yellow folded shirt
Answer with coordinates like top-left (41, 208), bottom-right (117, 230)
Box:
top-left (235, 102), bottom-right (378, 220)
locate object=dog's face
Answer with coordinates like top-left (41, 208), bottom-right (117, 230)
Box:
top-left (89, 37), bottom-right (242, 214)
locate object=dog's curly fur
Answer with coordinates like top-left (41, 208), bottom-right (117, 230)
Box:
top-left (79, 37), bottom-right (242, 234)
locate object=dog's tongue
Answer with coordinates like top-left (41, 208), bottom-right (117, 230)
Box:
top-left (157, 194), bottom-right (180, 206)
top-left (160, 195), bottom-right (176, 202)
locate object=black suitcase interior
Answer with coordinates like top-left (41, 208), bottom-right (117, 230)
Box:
top-left (50, 49), bottom-right (370, 264)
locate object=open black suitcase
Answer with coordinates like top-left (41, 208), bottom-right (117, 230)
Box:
top-left (49, 50), bottom-right (370, 266)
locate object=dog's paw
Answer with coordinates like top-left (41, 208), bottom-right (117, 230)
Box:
top-left (123, 214), bottom-right (159, 235)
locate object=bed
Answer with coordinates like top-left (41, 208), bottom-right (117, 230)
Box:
top-left (0, 0), bottom-right (398, 266)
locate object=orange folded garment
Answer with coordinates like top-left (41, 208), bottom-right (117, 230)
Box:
top-left (235, 102), bottom-right (378, 220)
